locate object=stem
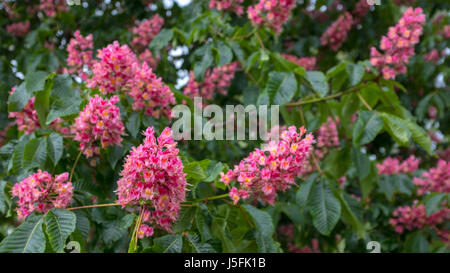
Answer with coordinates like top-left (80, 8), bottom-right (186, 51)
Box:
top-left (186, 193), bottom-right (229, 203)
top-left (286, 82), bottom-right (368, 107)
top-left (255, 31), bottom-right (266, 50)
top-left (134, 207), bottom-right (144, 251)
top-left (356, 92), bottom-right (373, 111)
top-left (68, 203), bottom-right (121, 211)
top-left (69, 150), bottom-right (82, 182)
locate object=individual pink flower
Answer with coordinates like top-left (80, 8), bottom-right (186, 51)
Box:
top-left (11, 171), bottom-right (73, 219)
top-left (320, 12), bottom-right (353, 51)
top-left (39, 0), bottom-right (68, 17)
top-left (247, 0), bottom-right (296, 34)
top-left (6, 21), bottom-right (30, 37)
top-left (116, 127), bottom-right (186, 235)
top-left (281, 54), bottom-right (316, 71)
top-left (137, 224), bottom-right (154, 239)
top-left (427, 106), bottom-right (437, 120)
top-left (221, 126), bottom-right (314, 205)
top-left (209, 0), bottom-right (244, 16)
top-left (87, 41), bottom-right (138, 94)
top-left (71, 95), bottom-right (125, 158)
top-left (413, 160), bottom-right (450, 195)
top-left (183, 62), bottom-right (240, 101)
top-left (128, 62), bottom-right (175, 118)
top-left (130, 15), bottom-right (164, 52)
top-left (377, 155), bottom-right (420, 176)
top-left (65, 30), bottom-right (94, 80)
top-left (370, 7), bottom-right (426, 79)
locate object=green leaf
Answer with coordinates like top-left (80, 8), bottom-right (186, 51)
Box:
top-left (8, 82), bottom-right (32, 112)
top-left (149, 28), bottom-right (174, 52)
top-left (34, 79), bottom-right (52, 128)
top-left (0, 214), bottom-right (45, 253)
top-left (194, 45), bottom-right (213, 81)
top-left (346, 63), bottom-right (365, 86)
top-left (106, 145), bottom-right (124, 169)
top-left (268, 72), bottom-right (297, 106)
top-left (172, 206), bottom-right (196, 233)
top-left (296, 173), bottom-right (318, 208)
top-left (254, 231), bottom-right (278, 253)
top-left (215, 41), bottom-right (233, 66)
top-left (0, 181), bottom-right (7, 214)
top-left (120, 214), bottom-right (135, 229)
top-left (350, 148), bottom-right (370, 180)
top-left (306, 71), bottom-right (329, 97)
top-left (126, 112), bottom-right (141, 138)
top-left (204, 161), bottom-right (224, 182)
top-left (379, 113), bottom-right (411, 146)
top-left (47, 133), bottom-right (63, 166)
top-left (360, 163), bottom-right (376, 199)
top-left (44, 209), bottom-right (77, 252)
top-left (23, 138), bottom-right (47, 171)
top-left (378, 175), bottom-right (396, 201)
top-left (307, 179), bottom-right (341, 236)
top-left (185, 233), bottom-right (215, 253)
top-left (404, 232), bottom-right (429, 253)
top-left (323, 148), bottom-right (350, 179)
top-left (154, 234), bottom-right (183, 253)
top-left (403, 120), bottom-right (433, 155)
top-left (353, 111), bottom-right (384, 147)
top-left (184, 162), bottom-right (207, 181)
top-left (46, 75), bottom-right (81, 125)
top-left (25, 71), bottom-right (48, 93)
top-left (8, 134), bottom-right (31, 175)
top-left (423, 193), bottom-right (447, 217)
top-left (241, 204), bottom-right (274, 237)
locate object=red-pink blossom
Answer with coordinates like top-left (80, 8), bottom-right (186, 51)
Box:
top-left (221, 126), bottom-right (314, 205)
top-left (130, 15), bottom-right (164, 52)
top-left (116, 127), bottom-right (186, 235)
top-left (6, 21), bottom-right (30, 37)
top-left (281, 54), bottom-right (316, 71)
top-left (72, 95), bottom-right (125, 158)
top-left (317, 117), bottom-right (339, 149)
top-left (87, 41), bottom-right (138, 95)
top-left (139, 49), bottom-right (160, 71)
top-left (39, 0), bottom-right (68, 17)
top-left (11, 171), bottom-right (73, 219)
top-left (209, 0), bottom-right (244, 16)
top-left (424, 49), bottom-right (440, 64)
top-left (370, 7), bottom-right (425, 79)
top-left (247, 0), bottom-right (296, 34)
top-left (413, 160), bottom-right (450, 195)
top-left (320, 12), bottom-right (354, 51)
top-left (128, 62), bottom-right (175, 118)
top-left (183, 62), bottom-right (240, 101)
top-left (65, 30), bottom-right (94, 80)
top-left (376, 155), bottom-right (420, 176)
top-left (352, 0), bottom-right (371, 25)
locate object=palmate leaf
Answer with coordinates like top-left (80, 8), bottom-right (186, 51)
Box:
top-left (261, 71), bottom-right (298, 106)
top-left (154, 234), bottom-right (183, 253)
top-left (307, 179), bottom-right (341, 236)
top-left (44, 209), bottom-right (77, 252)
top-left (0, 214), bottom-right (46, 253)
top-left (47, 133), bottom-right (63, 166)
top-left (353, 111), bottom-right (384, 147)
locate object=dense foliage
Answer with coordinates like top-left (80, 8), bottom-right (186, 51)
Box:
top-left (0, 0), bottom-right (449, 253)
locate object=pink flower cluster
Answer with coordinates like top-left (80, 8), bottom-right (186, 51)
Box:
top-left (128, 62), bottom-right (175, 118)
top-left (424, 49), bottom-right (440, 64)
top-left (87, 41), bottom-right (138, 94)
top-left (6, 21), bottom-right (30, 37)
top-left (39, 0), bottom-right (68, 17)
top-left (65, 30), bottom-right (94, 80)
top-left (209, 0), bottom-right (244, 16)
top-left (370, 7), bottom-right (425, 79)
top-left (220, 126), bottom-right (314, 205)
top-left (72, 95), bottom-right (125, 158)
top-left (139, 49), bottom-right (160, 71)
top-left (8, 88), bottom-right (67, 134)
top-left (116, 127), bottom-right (186, 235)
top-left (390, 200), bottom-right (449, 242)
top-left (320, 12), bottom-right (354, 51)
top-left (376, 155), bottom-right (420, 176)
top-left (413, 160), bottom-right (450, 195)
top-left (352, 0), bottom-right (371, 25)
top-left (183, 62), bottom-right (239, 101)
top-left (317, 117), bottom-right (339, 149)
top-left (247, 0), bottom-right (296, 34)
top-left (11, 171), bottom-right (73, 219)
top-left (130, 15), bottom-right (164, 52)
top-left (281, 54), bottom-right (316, 71)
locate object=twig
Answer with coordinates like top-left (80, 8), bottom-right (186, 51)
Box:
top-left (68, 203), bottom-right (121, 210)
top-left (69, 150), bottom-right (82, 182)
